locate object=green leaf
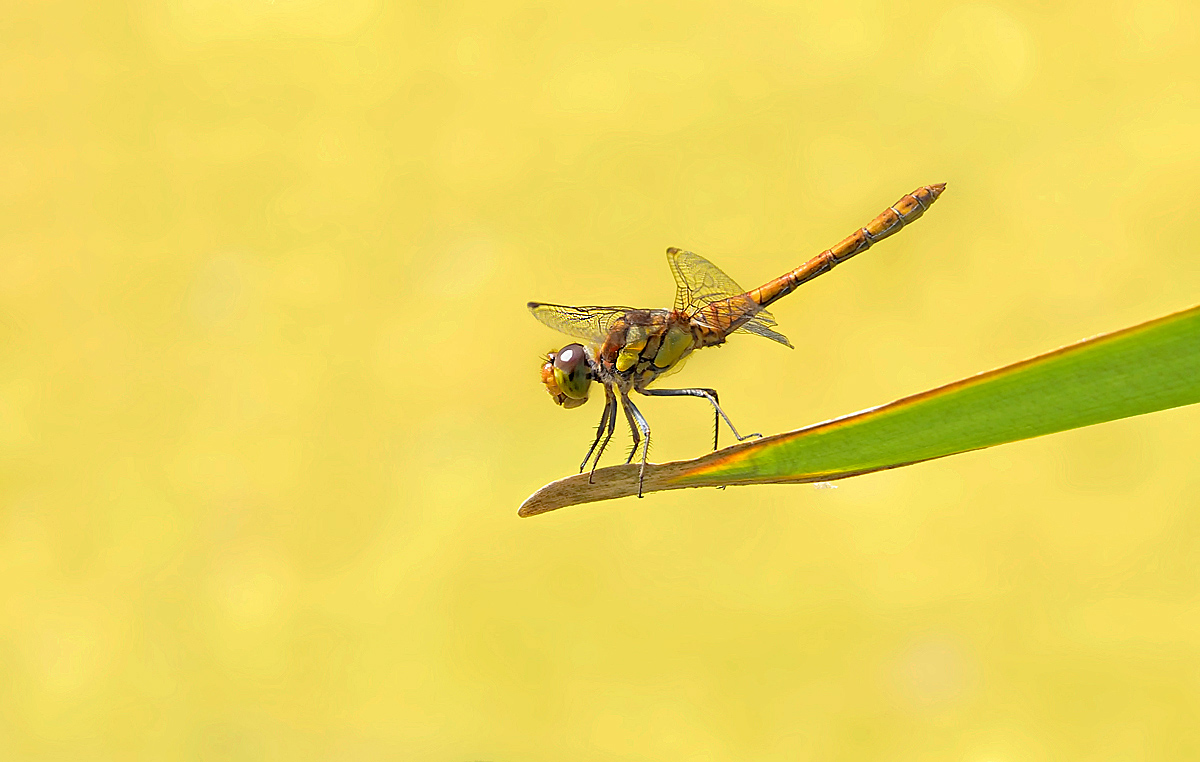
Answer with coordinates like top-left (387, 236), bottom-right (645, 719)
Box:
top-left (519, 303), bottom-right (1200, 517)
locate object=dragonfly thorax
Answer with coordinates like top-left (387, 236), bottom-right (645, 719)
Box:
top-left (592, 313), bottom-right (701, 390)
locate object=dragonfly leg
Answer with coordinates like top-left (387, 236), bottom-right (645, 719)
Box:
top-left (637, 387), bottom-right (762, 449)
top-left (579, 385), bottom-right (615, 473)
top-left (619, 391), bottom-right (652, 498)
top-left (620, 394), bottom-right (641, 466)
top-left (586, 385), bottom-right (618, 483)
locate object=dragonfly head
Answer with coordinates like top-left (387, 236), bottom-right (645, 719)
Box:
top-left (540, 343), bottom-right (593, 409)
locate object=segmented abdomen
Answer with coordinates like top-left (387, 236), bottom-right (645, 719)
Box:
top-left (692, 183), bottom-right (946, 336)
top-left (749, 183), bottom-right (945, 309)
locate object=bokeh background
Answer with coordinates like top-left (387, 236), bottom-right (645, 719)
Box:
top-left (4, 0), bottom-right (1200, 759)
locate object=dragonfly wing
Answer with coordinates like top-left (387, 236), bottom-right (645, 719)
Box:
top-left (667, 247), bottom-right (746, 312)
top-left (666, 248), bottom-right (791, 348)
top-left (735, 314), bottom-right (792, 348)
top-left (527, 302), bottom-right (629, 345)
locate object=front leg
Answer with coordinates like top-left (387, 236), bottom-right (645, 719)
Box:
top-left (584, 385), bottom-right (619, 483)
top-left (579, 386), bottom-right (613, 472)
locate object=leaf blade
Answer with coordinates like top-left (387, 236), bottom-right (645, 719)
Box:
top-left (519, 304), bottom-right (1200, 516)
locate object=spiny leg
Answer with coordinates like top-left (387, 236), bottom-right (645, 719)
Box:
top-left (619, 391), bottom-right (652, 498)
top-left (586, 385), bottom-right (618, 484)
top-left (579, 384), bottom-right (615, 473)
top-left (710, 389), bottom-right (721, 449)
top-left (637, 387), bottom-right (762, 450)
top-left (620, 393), bottom-right (640, 465)
top-left (712, 390), bottom-right (719, 450)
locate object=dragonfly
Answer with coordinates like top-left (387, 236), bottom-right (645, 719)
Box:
top-left (529, 183), bottom-right (947, 497)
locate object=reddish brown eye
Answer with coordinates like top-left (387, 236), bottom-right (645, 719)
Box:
top-left (552, 343), bottom-right (591, 400)
top-left (553, 343), bottom-right (586, 374)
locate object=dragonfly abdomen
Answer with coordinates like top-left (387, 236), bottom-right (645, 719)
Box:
top-left (749, 183), bottom-right (946, 310)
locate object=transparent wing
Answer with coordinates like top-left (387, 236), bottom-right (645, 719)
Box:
top-left (665, 248), bottom-right (791, 348)
top-left (527, 302), bottom-right (630, 345)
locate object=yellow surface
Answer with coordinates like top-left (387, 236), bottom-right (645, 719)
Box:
top-left (3, 1), bottom-right (1200, 759)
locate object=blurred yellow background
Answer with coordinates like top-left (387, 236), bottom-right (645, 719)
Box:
top-left (3, 0), bottom-right (1200, 759)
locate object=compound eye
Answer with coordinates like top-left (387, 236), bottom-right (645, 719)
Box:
top-left (553, 344), bottom-right (585, 374)
top-left (552, 343), bottom-right (591, 400)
